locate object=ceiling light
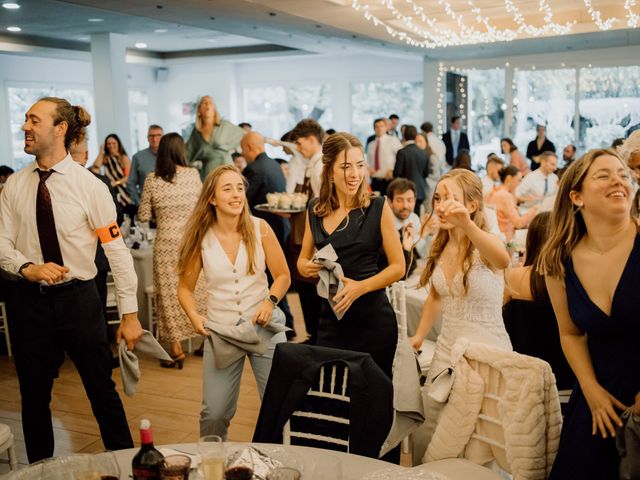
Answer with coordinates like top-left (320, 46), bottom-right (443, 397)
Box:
top-left (6, 26), bottom-right (21, 32)
top-left (88, 18), bottom-right (104, 22)
top-left (154, 28), bottom-right (168, 33)
top-left (2, 3), bottom-right (20, 9)
top-left (135, 42), bottom-right (148, 48)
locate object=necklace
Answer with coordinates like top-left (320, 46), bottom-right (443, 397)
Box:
top-left (583, 240), bottom-right (610, 256)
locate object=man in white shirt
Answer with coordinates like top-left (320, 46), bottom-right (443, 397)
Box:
top-left (420, 121), bottom-right (446, 173)
top-left (482, 154), bottom-right (505, 200)
top-left (366, 117), bottom-right (401, 195)
top-left (290, 119), bottom-right (324, 199)
top-left (0, 97), bottom-right (142, 462)
top-left (516, 151), bottom-right (558, 207)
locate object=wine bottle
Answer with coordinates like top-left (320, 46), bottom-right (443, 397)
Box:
top-left (132, 419), bottom-right (164, 480)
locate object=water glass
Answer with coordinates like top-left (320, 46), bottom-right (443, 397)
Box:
top-left (160, 454), bottom-right (191, 480)
top-left (198, 435), bottom-right (224, 480)
top-left (266, 467), bottom-right (302, 480)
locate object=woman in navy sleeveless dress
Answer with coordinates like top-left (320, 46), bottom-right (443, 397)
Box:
top-left (297, 132), bottom-right (405, 379)
top-left (539, 149), bottom-right (640, 479)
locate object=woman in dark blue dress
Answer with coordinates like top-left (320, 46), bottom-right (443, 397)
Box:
top-left (539, 148), bottom-right (640, 479)
top-left (297, 132), bottom-right (405, 378)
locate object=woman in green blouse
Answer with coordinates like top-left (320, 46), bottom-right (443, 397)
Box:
top-left (185, 95), bottom-right (244, 180)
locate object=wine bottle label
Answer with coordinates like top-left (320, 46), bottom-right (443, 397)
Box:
top-left (132, 467), bottom-right (160, 479)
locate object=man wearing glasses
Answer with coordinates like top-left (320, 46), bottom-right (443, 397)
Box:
top-left (126, 124), bottom-right (163, 216)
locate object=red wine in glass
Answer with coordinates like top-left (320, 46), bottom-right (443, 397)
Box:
top-left (224, 466), bottom-right (253, 480)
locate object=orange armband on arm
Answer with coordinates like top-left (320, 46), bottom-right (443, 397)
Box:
top-left (96, 221), bottom-right (122, 244)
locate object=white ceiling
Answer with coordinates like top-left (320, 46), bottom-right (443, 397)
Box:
top-left (0, 0), bottom-right (639, 60)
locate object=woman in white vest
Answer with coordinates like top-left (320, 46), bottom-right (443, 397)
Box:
top-left (177, 164), bottom-right (291, 438)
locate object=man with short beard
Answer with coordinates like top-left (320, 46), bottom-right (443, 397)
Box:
top-left (0, 97), bottom-right (142, 462)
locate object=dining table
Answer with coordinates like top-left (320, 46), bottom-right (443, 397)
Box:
top-left (111, 442), bottom-right (503, 480)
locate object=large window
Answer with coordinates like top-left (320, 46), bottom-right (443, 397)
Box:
top-left (242, 84), bottom-right (332, 141)
top-left (467, 69), bottom-right (505, 168)
top-left (351, 81), bottom-right (423, 144)
top-left (579, 66), bottom-right (640, 149)
top-left (512, 69), bottom-right (575, 154)
top-left (7, 85), bottom-right (97, 171)
top-left (129, 90), bottom-right (149, 153)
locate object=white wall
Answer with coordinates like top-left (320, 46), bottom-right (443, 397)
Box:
top-left (0, 52), bottom-right (160, 169)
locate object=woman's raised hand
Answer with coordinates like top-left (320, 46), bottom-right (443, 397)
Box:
top-left (437, 183), bottom-right (472, 229)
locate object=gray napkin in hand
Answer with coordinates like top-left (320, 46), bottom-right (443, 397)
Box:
top-left (119, 330), bottom-right (173, 397)
top-left (204, 309), bottom-right (290, 369)
top-left (313, 243), bottom-right (346, 320)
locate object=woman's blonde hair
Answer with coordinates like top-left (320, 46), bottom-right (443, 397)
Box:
top-left (419, 169), bottom-right (487, 293)
top-left (194, 95), bottom-right (221, 130)
top-left (617, 130), bottom-right (640, 163)
top-left (313, 132), bottom-right (370, 217)
top-left (537, 148), bottom-right (630, 278)
top-left (177, 164), bottom-right (257, 275)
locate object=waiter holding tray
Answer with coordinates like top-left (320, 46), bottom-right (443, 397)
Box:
top-left (0, 97), bottom-right (142, 463)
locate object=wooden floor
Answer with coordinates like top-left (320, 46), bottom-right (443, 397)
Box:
top-left (0, 295), bottom-right (310, 473)
top-left (0, 293), bottom-right (410, 473)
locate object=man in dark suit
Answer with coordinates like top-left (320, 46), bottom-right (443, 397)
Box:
top-left (241, 131), bottom-right (289, 244)
top-left (526, 124), bottom-right (556, 171)
top-left (393, 125), bottom-right (431, 213)
top-left (442, 115), bottom-right (470, 167)
top-left (241, 131), bottom-right (295, 335)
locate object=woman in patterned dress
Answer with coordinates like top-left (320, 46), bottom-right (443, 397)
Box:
top-left (90, 133), bottom-right (132, 212)
top-left (138, 133), bottom-right (204, 368)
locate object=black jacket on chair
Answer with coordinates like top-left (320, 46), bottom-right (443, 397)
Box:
top-left (243, 152), bottom-right (290, 246)
top-left (442, 130), bottom-right (470, 167)
top-left (393, 143), bottom-right (431, 201)
top-left (252, 343), bottom-right (393, 459)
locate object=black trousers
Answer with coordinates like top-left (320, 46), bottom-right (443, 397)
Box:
top-left (7, 279), bottom-right (133, 463)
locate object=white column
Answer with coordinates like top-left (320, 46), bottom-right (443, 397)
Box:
top-left (332, 78), bottom-right (351, 132)
top-left (423, 58), bottom-right (439, 126)
top-left (574, 67), bottom-right (581, 148)
top-left (90, 33), bottom-right (131, 151)
top-left (504, 65), bottom-right (514, 137)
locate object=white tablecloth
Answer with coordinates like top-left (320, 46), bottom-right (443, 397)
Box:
top-left (111, 443), bottom-right (503, 480)
top-left (404, 267), bottom-right (441, 341)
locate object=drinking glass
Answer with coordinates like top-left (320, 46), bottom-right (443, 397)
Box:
top-left (198, 435), bottom-right (224, 480)
top-left (266, 467), bottom-right (302, 480)
top-left (224, 447), bottom-right (254, 480)
top-left (160, 454), bottom-right (191, 480)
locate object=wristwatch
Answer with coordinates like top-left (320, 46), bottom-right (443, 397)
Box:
top-left (267, 294), bottom-right (279, 307)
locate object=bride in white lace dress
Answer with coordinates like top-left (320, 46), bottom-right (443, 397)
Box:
top-left (409, 169), bottom-right (512, 463)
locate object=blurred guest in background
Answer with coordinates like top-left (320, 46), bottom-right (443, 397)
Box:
top-left (0, 165), bottom-right (14, 195)
top-left (516, 151), bottom-right (558, 207)
top-left (138, 133), bottom-right (204, 369)
top-left (452, 149), bottom-right (473, 171)
top-left (421, 121), bottom-right (446, 170)
top-left (238, 122), bottom-right (252, 132)
top-left (501, 137), bottom-right (529, 174)
top-left (231, 152), bottom-right (247, 172)
top-left (442, 116), bottom-right (469, 167)
top-left (393, 125), bottom-right (431, 213)
top-left (388, 114), bottom-right (400, 138)
top-left (526, 124), bottom-right (556, 171)
top-left (487, 165), bottom-right (538, 241)
top-left (126, 125), bottom-right (163, 214)
top-left (482, 154), bottom-right (504, 200)
top-left (90, 133), bottom-right (132, 214)
top-left (185, 95), bottom-right (244, 180)
top-left (367, 117), bottom-right (402, 195)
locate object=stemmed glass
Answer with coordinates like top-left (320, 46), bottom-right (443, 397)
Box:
top-left (198, 435), bottom-right (225, 480)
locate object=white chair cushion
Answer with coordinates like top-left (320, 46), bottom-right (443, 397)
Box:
top-left (0, 423), bottom-right (11, 444)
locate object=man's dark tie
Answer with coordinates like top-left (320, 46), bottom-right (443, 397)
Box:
top-left (36, 170), bottom-right (64, 265)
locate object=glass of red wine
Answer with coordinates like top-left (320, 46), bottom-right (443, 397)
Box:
top-left (224, 447), bottom-right (254, 480)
